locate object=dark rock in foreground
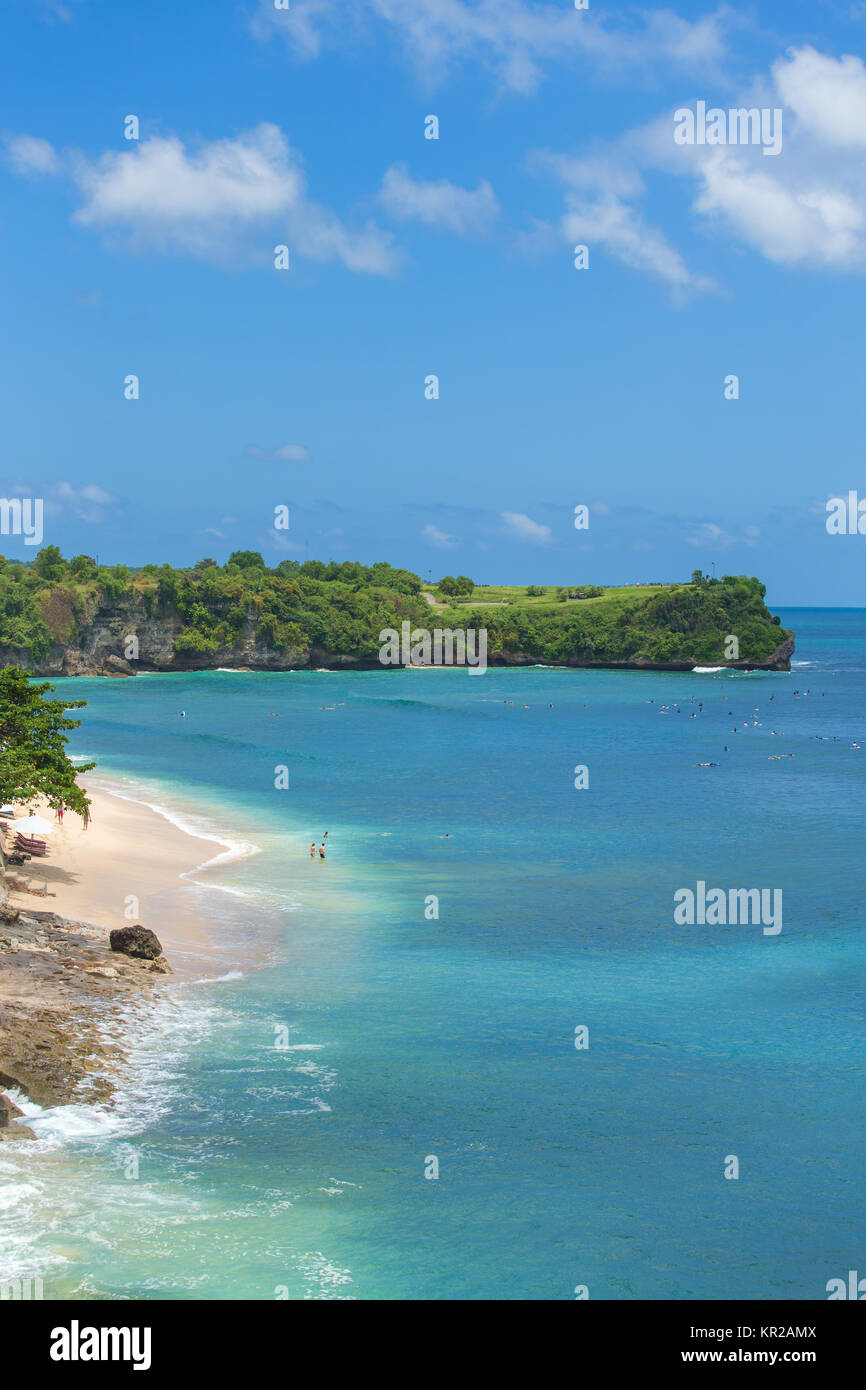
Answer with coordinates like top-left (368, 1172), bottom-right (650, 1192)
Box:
top-left (109, 925), bottom-right (163, 959)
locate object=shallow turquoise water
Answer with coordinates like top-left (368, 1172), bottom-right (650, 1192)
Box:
top-left (2, 609), bottom-right (864, 1300)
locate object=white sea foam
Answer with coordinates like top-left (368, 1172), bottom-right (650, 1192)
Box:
top-left (692, 666), bottom-right (725, 673)
top-left (0, 988), bottom-right (227, 1286)
top-left (90, 778), bottom-right (261, 891)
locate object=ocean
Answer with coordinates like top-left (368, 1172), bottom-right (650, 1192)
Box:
top-left (2, 608), bottom-right (864, 1300)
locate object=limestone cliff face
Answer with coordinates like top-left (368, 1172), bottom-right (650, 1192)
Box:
top-left (0, 596), bottom-right (795, 677)
top-left (0, 596), bottom-right (314, 677)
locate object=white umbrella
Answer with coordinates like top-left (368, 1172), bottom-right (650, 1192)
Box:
top-left (13, 815), bottom-right (55, 836)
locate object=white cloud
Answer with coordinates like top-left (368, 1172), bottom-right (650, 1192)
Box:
top-left (51, 481), bottom-right (116, 522)
top-left (246, 443), bottom-right (311, 462)
top-left (534, 149), bottom-right (717, 296)
top-left (500, 511), bottom-right (552, 544)
top-left (773, 45), bottom-right (866, 148)
top-left (537, 43), bottom-right (866, 282)
top-left (4, 124), bottom-right (398, 273)
top-left (5, 134), bottom-right (61, 175)
top-left (262, 529), bottom-right (303, 553)
top-left (422, 523), bottom-right (456, 548)
top-left (691, 151), bottom-right (865, 267)
top-left (79, 485), bottom-right (113, 504)
top-left (252, 0), bottom-right (730, 95)
top-left (380, 165), bottom-right (500, 235)
top-left (562, 189), bottom-right (718, 296)
top-left (685, 521), bottom-right (757, 549)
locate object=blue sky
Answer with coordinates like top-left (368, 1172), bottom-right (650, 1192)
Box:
top-left (2, 0), bottom-right (866, 604)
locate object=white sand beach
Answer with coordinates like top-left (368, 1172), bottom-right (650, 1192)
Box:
top-left (3, 785), bottom-right (245, 977)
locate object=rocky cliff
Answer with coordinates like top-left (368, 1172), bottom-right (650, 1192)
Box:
top-left (0, 594), bottom-right (795, 677)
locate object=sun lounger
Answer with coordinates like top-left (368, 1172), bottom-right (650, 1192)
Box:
top-left (15, 836), bottom-right (47, 856)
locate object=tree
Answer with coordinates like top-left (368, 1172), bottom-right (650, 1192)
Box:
top-left (438, 575), bottom-right (458, 596)
top-left (0, 668), bottom-right (94, 815)
top-left (34, 546), bottom-right (66, 583)
top-left (69, 554), bottom-right (97, 580)
top-left (228, 550), bottom-right (266, 571)
top-left (691, 570), bottom-right (706, 586)
top-left (454, 575), bottom-right (475, 596)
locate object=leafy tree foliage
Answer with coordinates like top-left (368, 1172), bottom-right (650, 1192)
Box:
top-left (0, 668), bottom-right (93, 815)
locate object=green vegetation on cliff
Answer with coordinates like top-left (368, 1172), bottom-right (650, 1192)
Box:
top-left (0, 550), bottom-right (789, 670)
top-left (436, 572), bottom-right (786, 666)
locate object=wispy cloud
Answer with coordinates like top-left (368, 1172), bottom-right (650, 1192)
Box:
top-left (501, 511), bottom-right (552, 544)
top-left (421, 523), bottom-right (457, 548)
top-left (5, 134), bottom-right (61, 175)
top-left (261, 529), bottom-right (303, 553)
top-left (246, 443), bottom-right (311, 462)
top-left (532, 149), bottom-right (718, 298)
top-left (252, 1), bottom-right (732, 95)
top-left (685, 521), bottom-right (759, 550)
top-left (49, 482), bottom-right (116, 523)
top-left (379, 165), bottom-right (500, 235)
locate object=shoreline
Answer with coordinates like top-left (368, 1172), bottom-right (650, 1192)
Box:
top-left (9, 646), bottom-right (795, 677)
top-left (5, 782), bottom-right (260, 978)
top-left (0, 780), bottom-right (264, 1125)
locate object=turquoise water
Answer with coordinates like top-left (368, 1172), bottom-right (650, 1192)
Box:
top-left (2, 609), bottom-right (865, 1300)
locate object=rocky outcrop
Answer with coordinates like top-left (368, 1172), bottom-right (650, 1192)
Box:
top-left (0, 908), bottom-right (172, 1111)
top-left (109, 925), bottom-right (164, 961)
top-left (0, 1089), bottom-right (36, 1141)
top-left (0, 595), bottom-right (311, 677)
top-left (0, 591), bottom-right (795, 676)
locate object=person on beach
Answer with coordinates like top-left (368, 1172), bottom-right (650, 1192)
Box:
top-left (319, 843), bottom-right (326, 860)
top-left (310, 842), bottom-right (316, 859)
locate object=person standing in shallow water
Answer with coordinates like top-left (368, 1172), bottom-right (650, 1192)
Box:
top-left (310, 842), bottom-right (316, 859)
top-left (319, 843), bottom-right (326, 860)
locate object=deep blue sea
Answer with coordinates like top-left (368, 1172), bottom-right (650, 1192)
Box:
top-left (2, 609), bottom-right (864, 1300)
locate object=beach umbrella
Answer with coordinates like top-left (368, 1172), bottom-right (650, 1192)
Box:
top-left (13, 814), bottom-right (55, 836)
